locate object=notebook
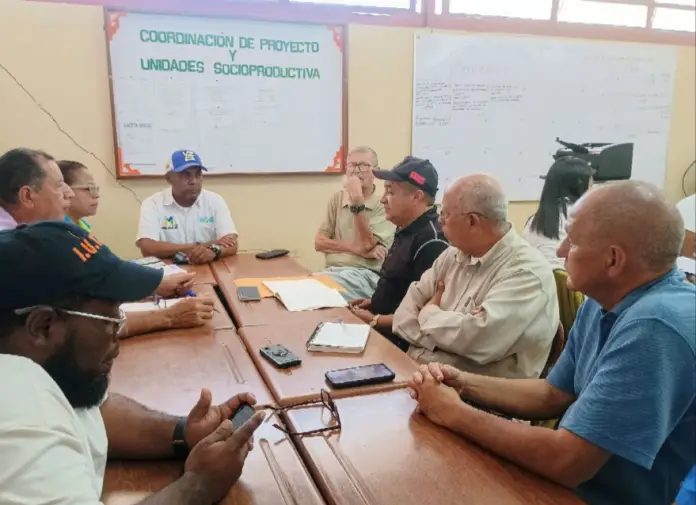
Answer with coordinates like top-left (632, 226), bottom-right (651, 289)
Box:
top-left (306, 322), bottom-right (371, 354)
top-left (263, 279), bottom-right (347, 312)
top-left (120, 298), bottom-right (183, 312)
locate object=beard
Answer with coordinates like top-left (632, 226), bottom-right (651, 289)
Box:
top-left (43, 336), bottom-right (109, 410)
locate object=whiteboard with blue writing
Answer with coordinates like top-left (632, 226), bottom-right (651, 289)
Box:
top-left (107, 11), bottom-right (344, 176)
top-left (412, 33), bottom-right (677, 201)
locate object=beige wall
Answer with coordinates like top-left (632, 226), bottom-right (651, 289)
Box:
top-left (1, 0), bottom-right (694, 270)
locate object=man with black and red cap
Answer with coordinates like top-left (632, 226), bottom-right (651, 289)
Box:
top-left (350, 156), bottom-right (449, 351)
top-left (0, 221), bottom-right (264, 504)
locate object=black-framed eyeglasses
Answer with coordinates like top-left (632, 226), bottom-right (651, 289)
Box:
top-left (14, 306), bottom-right (126, 337)
top-left (265, 389), bottom-right (341, 436)
top-left (346, 162), bottom-right (372, 173)
top-left (71, 182), bottom-right (100, 198)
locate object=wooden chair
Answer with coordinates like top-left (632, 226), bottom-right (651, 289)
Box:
top-left (553, 269), bottom-right (584, 334)
top-left (535, 322), bottom-right (566, 430)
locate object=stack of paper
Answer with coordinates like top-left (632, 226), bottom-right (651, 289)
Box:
top-left (307, 322), bottom-right (370, 354)
top-left (121, 298), bottom-right (183, 313)
top-left (677, 256), bottom-right (696, 275)
top-left (130, 257), bottom-right (186, 277)
top-left (263, 279), bottom-right (347, 312)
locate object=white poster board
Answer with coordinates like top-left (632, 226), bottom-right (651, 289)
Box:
top-left (107, 11), bottom-right (344, 176)
top-left (412, 33), bottom-right (677, 201)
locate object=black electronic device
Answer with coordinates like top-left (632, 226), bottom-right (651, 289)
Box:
top-left (237, 286), bottom-right (261, 302)
top-left (256, 249), bottom-right (290, 260)
top-left (325, 363), bottom-right (395, 389)
top-left (260, 344), bottom-right (302, 369)
top-left (172, 252), bottom-right (189, 265)
top-left (553, 138), bottom-right (633, 182)
top-left (229, 403), bottom-right (257, 431)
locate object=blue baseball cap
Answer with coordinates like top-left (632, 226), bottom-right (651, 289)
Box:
top-left (0, 221), bottom-right (164, 311)
top-left (166, 150), bottom-right (207, 173)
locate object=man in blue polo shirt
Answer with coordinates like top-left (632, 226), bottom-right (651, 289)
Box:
top-left (407, 180), bottom-right (695, 505)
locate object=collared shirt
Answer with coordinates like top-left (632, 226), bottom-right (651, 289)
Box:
top-left (0, 207), bottom-right (17, 232)
top-left (0, 354), bottom-right (108, 502)
top-left (318, 187), bottom-right (394, 272)
top-left (393, 228), bottom-right (559, 379)
top-left (371, 207), bottom-right (449, 316)
top-left (547, 268), bottom-right (696, 505)
top-left (64, 215), bottom-right (91, 233)
top-left (136, 188), bottom-right (237, 245)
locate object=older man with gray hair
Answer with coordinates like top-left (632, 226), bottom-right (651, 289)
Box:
top-left (393, 174), bottom-right (558, 379)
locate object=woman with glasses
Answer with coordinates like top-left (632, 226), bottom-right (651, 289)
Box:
top-left (523, 157), bottom-right (594, 269)
top-left (58, 160), bottom-right (98, 232)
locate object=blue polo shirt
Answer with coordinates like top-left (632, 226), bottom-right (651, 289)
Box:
top-left (548, 268), bottom-right (696, 505)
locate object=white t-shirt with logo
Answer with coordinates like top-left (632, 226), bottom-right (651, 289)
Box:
top-left (0, 354), bottom-right (107, 504)
top-left (137, 188), bottom-right (237, 245)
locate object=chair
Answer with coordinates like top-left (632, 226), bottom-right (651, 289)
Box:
top-left (535, 322), bottom-right (566, 430)
top-left (553, 269), bottom-right (584, 334)
top-left (541, 321), bottom-right (566, 379)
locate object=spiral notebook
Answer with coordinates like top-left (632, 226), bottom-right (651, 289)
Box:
top-left (306, 322), bottom-right (371, 354)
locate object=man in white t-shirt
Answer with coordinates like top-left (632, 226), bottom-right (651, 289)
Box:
top-left (136, 150), bottom-right (239, 264)
top-left (0, 221), bottom-right (265, 505)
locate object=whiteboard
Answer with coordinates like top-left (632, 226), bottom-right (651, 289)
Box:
top-left (412, 33), bottom-right (677, 201)
top-left (107, 11), bottom-right (344, 176)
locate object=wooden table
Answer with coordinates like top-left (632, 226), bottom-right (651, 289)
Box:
top-left (239, 320), bottom-right (417, 405)
top-left (110, 328), bottom-right (272, 414)
top-left (163, 258), bottom-right (218, 285)
top-left (103, 410), bottom-right (325, 505)
top-left (213, 253), bottom-right (310, 281)
top-left (105, 326), bottom-right (326, 505)
top-left (285, 389), bottom-right (585, 505)
top-left (227, 296), bottom-right (352, 328)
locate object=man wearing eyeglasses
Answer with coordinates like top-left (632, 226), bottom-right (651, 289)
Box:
top-left (0, 221), bottom-right (265, 505)
top-left (393, 174), bottom-right (558, 379)
top-left (0, 148), bottom-right (211, 339)
top-left (315, 146), bottom-right (395, 300)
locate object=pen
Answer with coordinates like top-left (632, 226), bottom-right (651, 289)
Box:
top-left (185, 290), bottom-right (197, 297)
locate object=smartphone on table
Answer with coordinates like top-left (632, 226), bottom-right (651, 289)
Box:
top-left (325, 363), bottom-right (395, 389)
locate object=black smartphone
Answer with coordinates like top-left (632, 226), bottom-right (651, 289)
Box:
top-left (172, 252), bottom-right (189, 265)
top-left (260, 344), bottom-right (302, 369)
top-left (325, 363), bottom-right (395, 389)
top-left (256, 249), bottom-right (290, 260)
top-left (237, 286), bottom-right (261, 302)
top-left (229, 403), bottom-right (256, 431)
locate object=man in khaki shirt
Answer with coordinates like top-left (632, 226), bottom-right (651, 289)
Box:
top-left (315, 147), bottom-right (395, 299)
top-left (393, 174), bottom-right (559, 379)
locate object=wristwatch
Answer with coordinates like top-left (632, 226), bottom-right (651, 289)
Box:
top-left (172, 417), bottom-right (190, 459)
top-left (369, 314), bottom-right (380, 328)
top-left (349, 204), bottom-right (366, 215)
top-left (208, 243), bottom-right (222, 260)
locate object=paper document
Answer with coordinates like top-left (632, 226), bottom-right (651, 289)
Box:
top-left (307, 322), bottom-right (370, 354)
top-left (263, 279), bottom-right (347, 312)
top-left (121, 298), bottom-right (183, 313)
top-left (677, 256), bottom-right (696, 275)
top-left (129, 257), bottom-right (186, 277)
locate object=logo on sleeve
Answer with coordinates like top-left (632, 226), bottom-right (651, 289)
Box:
top-left (161, 216), bottom-right (178, 230)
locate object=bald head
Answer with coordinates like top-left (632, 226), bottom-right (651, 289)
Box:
top-left (450, 174), bottom-right (508, 226)
top-left (572, 180), bottom-right (684, 271)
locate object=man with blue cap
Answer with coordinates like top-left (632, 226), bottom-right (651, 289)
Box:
top-left (136, 150), bottom-right (238, 264)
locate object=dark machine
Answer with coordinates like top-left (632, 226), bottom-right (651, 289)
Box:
top-left (553, 138), bottom-right (633, 181)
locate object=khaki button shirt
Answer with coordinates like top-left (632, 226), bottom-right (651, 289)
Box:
top-left (393, 229), bottom-right (559, 379)
top-left (318, 187), bottom-right (394, 271)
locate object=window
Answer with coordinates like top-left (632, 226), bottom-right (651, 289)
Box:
top-left (558, 0), bottom-right (648, 27)
top-left (653, 6), bottom-right (696, 31)
top-left (447, 0), bottom-right (553, 19)
top-left (290, 0), bottom-right (413, 8)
